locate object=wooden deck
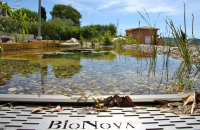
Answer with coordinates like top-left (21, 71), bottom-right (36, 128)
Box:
top-left (0, 94), bottom-right (200, 130)
top-left (1, 40), bottom-right (60, 51)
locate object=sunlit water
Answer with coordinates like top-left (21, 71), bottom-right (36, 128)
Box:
top-left (0, 48), bottom-right (199, 95)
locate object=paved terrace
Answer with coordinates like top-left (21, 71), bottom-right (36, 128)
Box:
top-left (0, 94), bottom-right (200, 130)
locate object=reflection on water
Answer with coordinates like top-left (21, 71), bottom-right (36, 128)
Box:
top-left (0, 48), bottom-right (199, 95)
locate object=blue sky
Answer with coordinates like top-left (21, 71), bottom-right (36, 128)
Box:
top-left (4, 0), bottom-right (200, 38)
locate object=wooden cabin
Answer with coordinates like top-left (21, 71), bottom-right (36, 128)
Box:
top-left (125, 26), bottom-right (159, 44)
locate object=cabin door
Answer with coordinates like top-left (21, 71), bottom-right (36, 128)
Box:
top-left (145, 36), bottom-right (151, 44)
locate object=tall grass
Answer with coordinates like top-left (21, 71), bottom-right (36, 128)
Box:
top-left (138, 2), bottom-right (200, 90)
top-left (166, 3), bottom-right (199, 90)
top-left (137, 8), bottom-right (159, 80)
top-left (166, 2), bottom-right (199, 79)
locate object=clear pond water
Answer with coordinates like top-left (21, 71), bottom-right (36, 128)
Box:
top-left (0, 47), bottom-right (199, 95)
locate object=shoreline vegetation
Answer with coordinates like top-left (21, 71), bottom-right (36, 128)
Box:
top-left (1, 41), bottom-right (200, 64)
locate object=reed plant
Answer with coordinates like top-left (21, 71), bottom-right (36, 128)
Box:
top-left (135, 22), bottom-right (141, 46)
top-left (138, 2), bottom-right (200, 90)
top-left (137, 9), bottom-right (159, 45)
top-left (166, 20), bottom-right (192, 69)
top-left (166, 2), bottom-right (199, 79)
top-left (137, 9), bottom-right (159, 79)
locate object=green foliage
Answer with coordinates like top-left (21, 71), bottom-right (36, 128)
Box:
top-left (13, 9), bottom-right (29, 42)
top-left (0, 18), bottom-right (20, 33)
top-left (81, 26), bottom-right (99, 39)
top-left (81, 24), bottom-right (117, 40)
top-left (15, 8), bottom-right (37, 21)
top-left (102, 31), bottom-right (113, 45)
top-left (0, 2), bottom-right (117, 42)
top-left (125, 36), bottom-right (136, 44)
top-left (167, 21), bottom-right (192, 68)
top-left (42, 22), bottom-right (60, 40)
top-left (50, 4), bottom-right (66, 18)
top-left (0, 2), bottom-right (13, 17)
top-left (50, 4), bottom-right (82, 26)
top-left (173, 78), bottom-right (194, 89)
top-left (41, 6), bottom-right (47, 21)
top-left (108, 23), bottom-right (117, 36)
top-left (79, 35), bottom-right (84, 46)
top-left (48, 17), bottom-right (74, 26)
top-left (0, 3), bottom-right (29, 43)
top-left (91, 38), bottom-right (99, 46)
top-left (28, 21), bottom-right (38, 37)
top-left (166, 2), bottom-right (195, 71)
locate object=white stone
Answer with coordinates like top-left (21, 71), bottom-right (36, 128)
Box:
top-left (8, 88), bottom-right (17, 92)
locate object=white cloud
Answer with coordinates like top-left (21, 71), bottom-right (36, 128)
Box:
top-left (97, 1), bottom-right (121, 10)
top-left (120, 0), bottom-right (181, 15)
top-left (54, 0), bottom-right (200, 16)
top-left (54, 0), bottom-right (98, 15)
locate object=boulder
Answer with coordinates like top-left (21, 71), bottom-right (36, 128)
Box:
top-left (112, 37), bottom-right (125, 43)
top-left (70, 38), bottom-right (78, 43)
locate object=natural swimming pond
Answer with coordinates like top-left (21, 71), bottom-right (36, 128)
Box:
top-left (0, 47), bottom-right (199, 95)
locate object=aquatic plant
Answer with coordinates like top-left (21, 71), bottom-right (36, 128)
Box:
top-left (166, 2), bottom-right (199, 89)
top-left (137, 9), bottom-right (159, 80)
top-left (137, 9), bottom-right (159, 45)
top-left (137, 2), bottom-right (200, 90)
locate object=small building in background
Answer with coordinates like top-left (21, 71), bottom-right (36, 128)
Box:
top-left (0, 1), bottom-right (9, 17)
top-left (125, 26), bottom-right (159, 44)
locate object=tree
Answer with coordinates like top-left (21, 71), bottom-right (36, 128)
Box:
top-left (48, 17), bottom-right (74, 26)
top-left (41, 6), bottom-right (47, 21)
top-left (50, 4), bottom-right (82, 26)
top-left (0, 3), bottom-right (29, 42)
top-left (13, 9), bottom-right (29, 42)
top-left (15, 8), bottom-right (37, 21)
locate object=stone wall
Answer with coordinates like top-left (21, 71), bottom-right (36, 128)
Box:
top-left (17, 34), bottom-right (35, 41)
top-left (123, 44), bottom-right (200, 63)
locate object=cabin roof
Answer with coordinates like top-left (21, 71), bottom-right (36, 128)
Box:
top-left (125, 26), bottom-right (159, 31)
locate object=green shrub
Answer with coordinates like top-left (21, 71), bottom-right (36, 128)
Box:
top-left (102, 31), bottom-right (113, 45)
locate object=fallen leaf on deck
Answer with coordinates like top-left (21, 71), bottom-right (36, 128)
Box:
top-left (64, 93), bottom-right (71, 97)
top-left (98, 95), bottom-right (134, 107)
top-left (183, 92), bottom-right (195, 106)
top-left (8, 103), bottom-right (15, 109)
top-left (31, 107), bottom-right (44, 113)
top-left (51, 105), bottom-right (63, 113)
top-left (0, 102), bottom-right (15, 109)
top-left (155, 92), bottom-right (200, 115)
top-left (120, 96), bottom-right (135, 107)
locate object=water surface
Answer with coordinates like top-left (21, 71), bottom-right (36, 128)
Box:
top-left (0, 47), bottom-right (199, 95)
